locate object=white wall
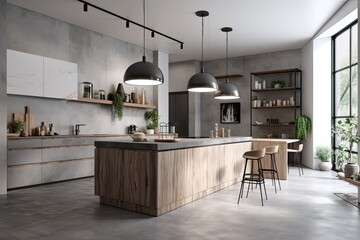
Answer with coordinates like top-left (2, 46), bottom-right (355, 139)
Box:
top-left (301, 0), bottom-right (357, 169)
top-left (153, 51), bottom-right (169, 124)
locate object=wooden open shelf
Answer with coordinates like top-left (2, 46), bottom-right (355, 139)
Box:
top-left (75, 98), bottom-right (156, 109)
top-left (252, 87), bottom-right (300, 92)
top-left (252, 106), bottom-right (300, 109)
top-left (339, 176), bottom-right (360, 187)
top-left (215, 74), bottom-right (243, 79)
top-left (251, 68), bottom-right (301, 76)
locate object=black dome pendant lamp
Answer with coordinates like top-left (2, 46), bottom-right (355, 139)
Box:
top-left (214, 27), bottom-right (240, 99)
top-left (124, 0), bottom-right (164, 86)
top-left (187, 11), bottom-right (218, 92)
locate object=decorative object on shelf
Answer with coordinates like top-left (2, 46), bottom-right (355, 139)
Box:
top-left (315, 146), bottom-right (333, 171)
top-left (227, 129), bottom-right (231, 137)
top-left (80, 81), bottom-right (93, 99)
top-left (255, 121), bottom-right (263, 125)
top-left (214, 27), bottom-right (240, 99)
top-left (220, 103), bottom-right (240, 124)
top-left (128, 125), bottom-right (139, 134)
top-left (123, 0), bottom-right (164, 86)
top-left (251, 95), bottom-right (259, 108)
top-left (158, 122), bottom-right (178, 140)
top-left (7, 120), bottom-right (24, 135)
top-left (187, 10), bottom-right (218, 92)
top-left (214, 123), bottom-right (219, 138)
top-left (344, 163), bottom-right (359, 178)
top-left (332, 117), bottom-right (360, 170)
top-left (144, 110), bottom-right (160, 133)
top-left (107, 92), bottom-right (124, 119)
top-left (294, 115), bottom-right (311, 140)
top-left (271, 80), bottom-right (285, 88)
top-left (130, 132), bottom-right (147, 142)
top-left (116, 83), bottom-right (125, 101)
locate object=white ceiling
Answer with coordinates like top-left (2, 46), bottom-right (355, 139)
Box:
top-left (8, 0), bottom-right (348, 62)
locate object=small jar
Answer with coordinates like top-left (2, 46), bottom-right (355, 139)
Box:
top-left (80, 82), bottom-right (93, 99)
top-left (98, 90), bottom-right (106, 100)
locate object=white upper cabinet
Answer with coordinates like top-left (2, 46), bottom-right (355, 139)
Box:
top-left (7, 50), bottom-right (44, 97)
top-left (7, 49), bottom-right (78, 100)
top-left (44, 57), bottom-right (77, 99)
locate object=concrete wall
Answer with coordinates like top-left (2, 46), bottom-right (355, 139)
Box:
top-left (0, 0), bottom-right (7, 195)
top-left (6, 4), bottom-right (156, 134)
top-left (153, 51), bottom-right (169, 124)
top-left (200, 49), bottom-right (302, 137)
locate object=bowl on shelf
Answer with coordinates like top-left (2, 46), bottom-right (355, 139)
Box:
top-left (255, 121), bottom-right (263, 125)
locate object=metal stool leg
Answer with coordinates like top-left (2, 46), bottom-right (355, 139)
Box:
top-left (257, 159), bottom-right (264, 206)
top-left (238, 159), bottom-right (248, 204)
top-left (272, 154), bottom-right (282, 190)
top-left (259, 159), bottom-right (267, 200)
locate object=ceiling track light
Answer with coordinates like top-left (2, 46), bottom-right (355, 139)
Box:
top-left (187, 10), bottom-right (218, 93)
top-left (83, 3), bottom-right (88, 12)
top-left (214, 27), bottom-right (240, 99)
top-left (77, 0), bottom-right (184, 49)
top-left (151, 31), bottom-right (155, 38)
top-left (123, 0), bottom-right (164, 86)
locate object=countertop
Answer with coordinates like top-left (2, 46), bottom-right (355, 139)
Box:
top-left (252, 138), bottom-right (300, 143)
top-left (7, 134), bottom-right (126, 140)
top-left (95, 136), bottom-right (252, 151)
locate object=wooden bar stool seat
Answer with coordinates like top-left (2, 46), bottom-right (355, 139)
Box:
top-left (237, 148), bottom-right (267, 206)
top-left (262, 145), bottom-right (281, 193)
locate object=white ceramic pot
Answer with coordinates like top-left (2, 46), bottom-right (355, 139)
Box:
top-left (146, 129), bottom-right (154, 135)
top-left (130, 132), bottom-right (145, 141)
top-left (318, 161), bottom-right (332, 171)
top-left (344, 163), bottom-right (359, 177)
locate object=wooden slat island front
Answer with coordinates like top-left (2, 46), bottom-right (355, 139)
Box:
top-left (94, 137), bottom-right (252, 216)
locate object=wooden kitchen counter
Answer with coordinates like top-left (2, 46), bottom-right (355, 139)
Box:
top-left (94, 137), bottom-right (252, 216)
top-left (252, 138), bottom-right (300, 180)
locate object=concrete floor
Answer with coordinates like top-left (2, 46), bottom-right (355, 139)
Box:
top-left (0, 168), bottom-right (359, 240)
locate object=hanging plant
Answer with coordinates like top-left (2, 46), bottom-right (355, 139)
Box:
top-left (294, 115), bottom-right (312, 140)
top-left (108, 92), bottom-right (123, 119)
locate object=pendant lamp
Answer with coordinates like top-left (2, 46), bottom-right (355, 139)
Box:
top-left (124, 0), bottom-right (164, 86)
top-left (187, 11), bottom-right (218, 92)
top-left (214, 27), bottom-right (240, 99)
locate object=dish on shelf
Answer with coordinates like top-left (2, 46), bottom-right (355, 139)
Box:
top-left (255, 121), bottom-right (263, 125)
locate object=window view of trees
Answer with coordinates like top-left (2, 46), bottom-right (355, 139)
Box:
top-left (332, 21), bottom-right (358, 169)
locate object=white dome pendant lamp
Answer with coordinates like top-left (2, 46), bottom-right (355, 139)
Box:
top-left (187, 11), bottom-right (218, 92)
top-left (124, 0), bottom-right (164, 86)
top-left (214, 27), bottom-right (240, 99)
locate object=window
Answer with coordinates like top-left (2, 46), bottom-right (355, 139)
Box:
top-left (332, 20), bottom-right (358, 169)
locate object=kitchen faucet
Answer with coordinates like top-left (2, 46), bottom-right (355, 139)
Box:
top-left (75, 124), bottom-right (86, 135)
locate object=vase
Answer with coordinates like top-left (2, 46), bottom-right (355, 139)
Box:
top-left (344, 163), bottom-right (359, 177)
top-left (146, 129), bottom-right (154, 135)
top-left (274, 84), bottom-right (281, 88)
top-left (116, 83), bottom-right (126, 101)
top-left (318, 161), bottom-right (332, 171)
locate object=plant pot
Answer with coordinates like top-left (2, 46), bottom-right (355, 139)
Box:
top-left (344, 163), bottom-right (359, 177)
top-left (154, 127), bottom-right (159, 134)
top-left (318, 161), bottom-right (332, 171)
top-left (146, 129), bottom-right (154, 135)
top-left (274, 84), bottom-right (281, 88)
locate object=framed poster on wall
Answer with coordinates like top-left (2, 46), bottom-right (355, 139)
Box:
top-left (220, 102), bottom-right (240, 124)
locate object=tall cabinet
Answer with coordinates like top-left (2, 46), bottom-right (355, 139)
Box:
top-left (250, 68), bottom-right (302, 138)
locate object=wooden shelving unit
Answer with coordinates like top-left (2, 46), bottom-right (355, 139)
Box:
top-left (74, 98), bottom-right (156, 109)
top-left (250, 68), bottom-right (302, 138)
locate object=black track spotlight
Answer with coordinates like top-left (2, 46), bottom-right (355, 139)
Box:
top-left (126, 21), bottom-right (130, 28)
top-left (180, 43), bottom-right (183, 49)
top-left (151, 31), bottom-right (155, 38)
top-left (83, 3), bottom-right (88, 12)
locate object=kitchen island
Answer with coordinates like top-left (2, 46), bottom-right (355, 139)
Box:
top-left (94, 137), bottom-right (252, 216)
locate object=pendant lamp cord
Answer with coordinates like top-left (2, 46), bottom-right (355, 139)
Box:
top-left (226, 31), bottom-right (229, 83)
top-left (142, 0), bottom-right (146, 62)
top-left (201, 15), bottom-right (204, 72)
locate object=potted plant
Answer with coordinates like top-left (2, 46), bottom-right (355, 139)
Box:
top-left (144, 110), bottom-right (160, 134)
top-left (251, 95), bottom-right (259, 108)
top-left (108, 92), bottom-right (124, 119)
top-left (7, 120), bottom-right (24, 135)
top-left (271, 80), bottom-right (285, 88)
top-left (294, 115), bottom-right (312, 140)
top-left (315, 146), bottom-right (332, 171)
top-left (332, 117), bottom-right (360, 176)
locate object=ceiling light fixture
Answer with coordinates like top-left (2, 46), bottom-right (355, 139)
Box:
top-left (83, 3), bottom-right (88, 12)
top-left (214, 27), bottom-right (240, 99)
top-left (77, 0), bottom-right (184, 49)
top-left (187, 11), bottom-right (218, 92)
top-left (123, 0), bottom-right (164, 86)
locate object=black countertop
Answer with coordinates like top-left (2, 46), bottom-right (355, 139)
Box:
top-left (95, 136), bottom-right (252, 151)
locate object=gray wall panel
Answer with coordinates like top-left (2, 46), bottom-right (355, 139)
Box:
top-left (8, 165), bottom-right (42, 189)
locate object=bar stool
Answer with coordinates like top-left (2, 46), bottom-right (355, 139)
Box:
top-left (287, 144), bottom-right (304, 176)
top-left (262, 145), bottom-right (281, 193)
top-left (237, 148), bottom-right (267, 206)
